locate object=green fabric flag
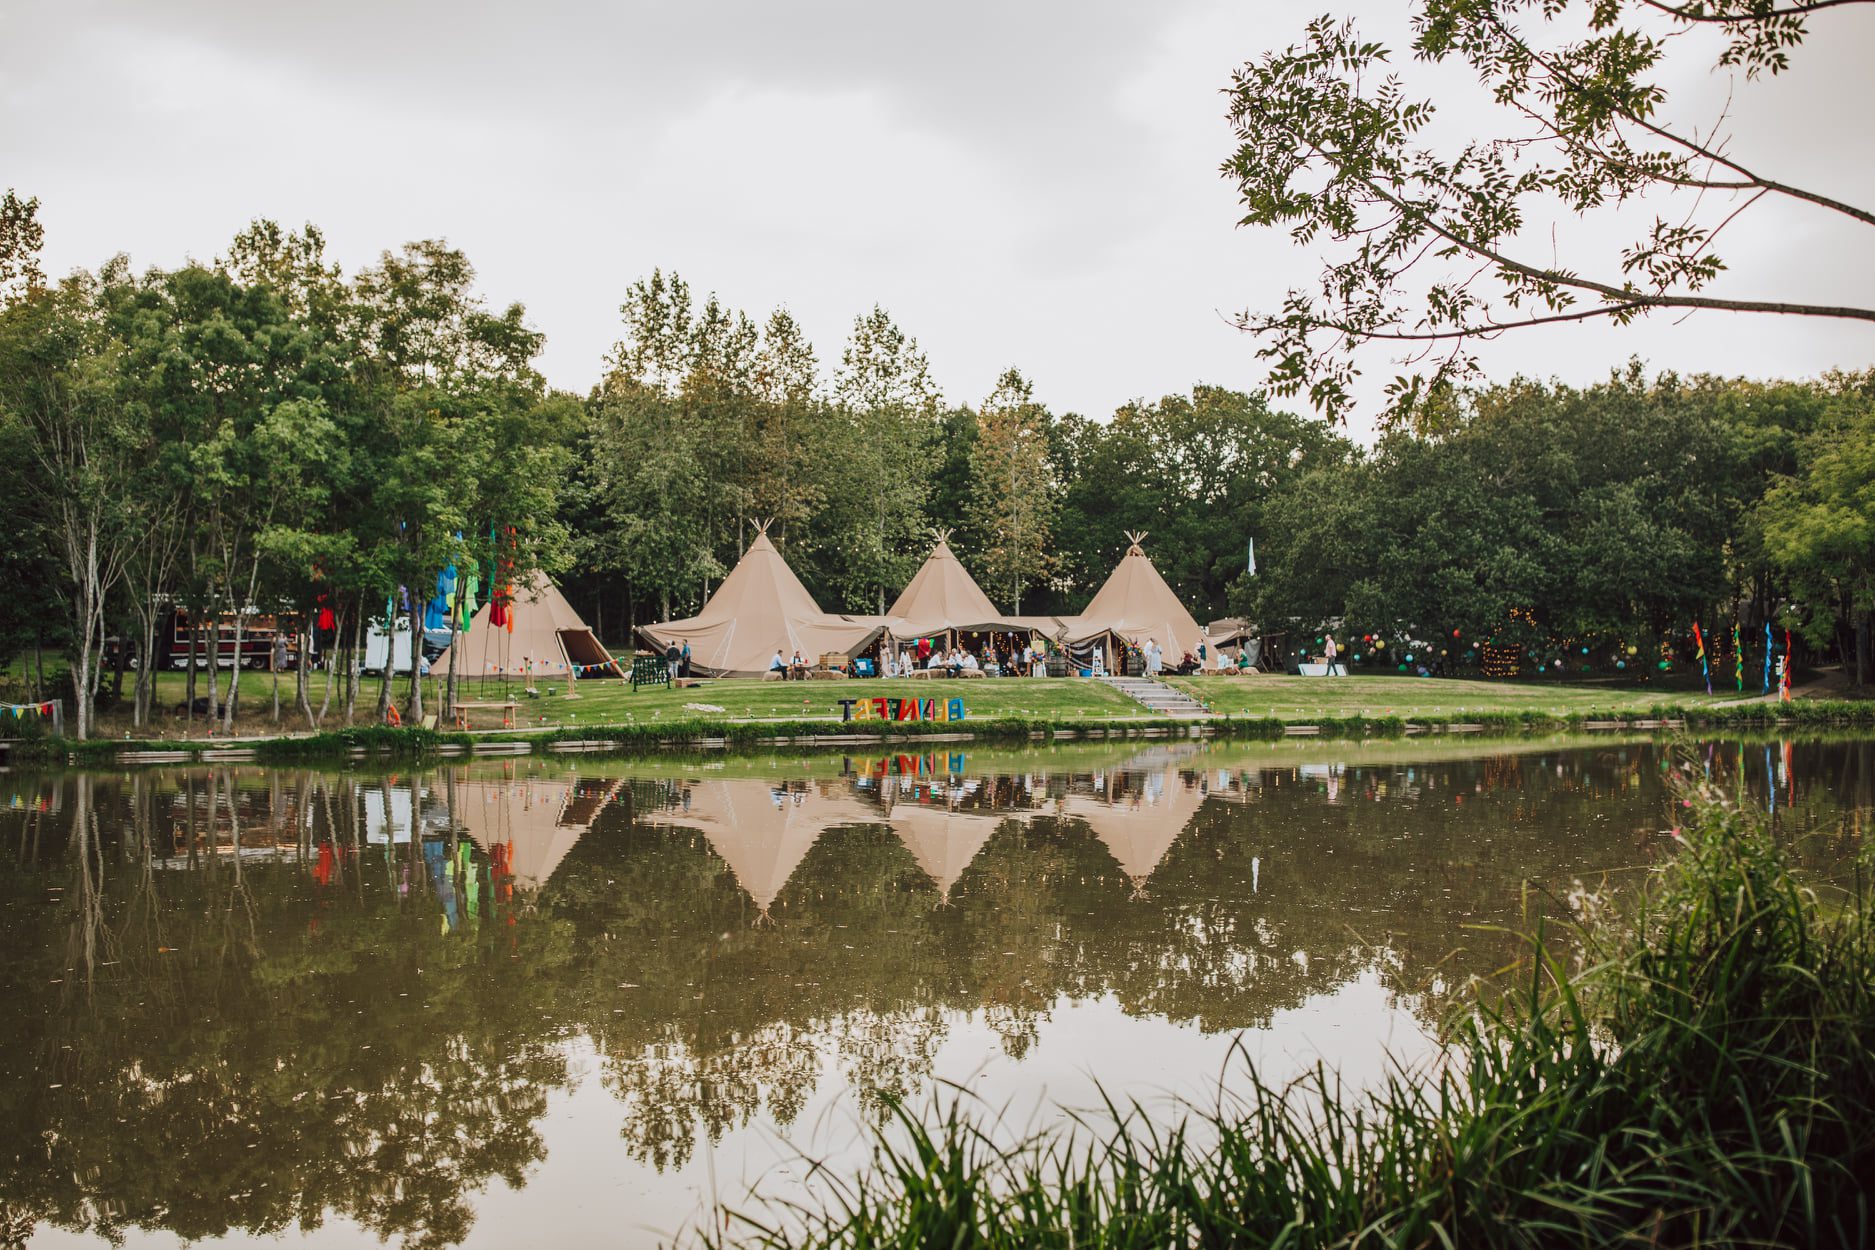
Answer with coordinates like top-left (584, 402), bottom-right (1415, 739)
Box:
top-left (459, 564), bottom-right (480, 632)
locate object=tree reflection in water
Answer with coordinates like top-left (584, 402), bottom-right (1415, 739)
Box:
top-left (0, 737), bottom-right (1868, 1248)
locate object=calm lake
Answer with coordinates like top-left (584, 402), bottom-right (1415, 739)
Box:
top-left (5, 736), bottom-right (1871, 1248)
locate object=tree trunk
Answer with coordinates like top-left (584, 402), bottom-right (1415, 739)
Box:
top-left (344, 607), bottom-right (362, 723)
top-left (319, 604), bottom-right (342, 725)
top-left (1857, 605), bottom-right (1871, 690)
top-left (203, 619), bottom-right (222, 732)
top-left (221, 559), bottom-right (263, 735)
top-left (297, 618), bottom-right (317, 730)
top-left (133, 604), bottom-right (159, 728)
top-left (184, 615), bottom-right (198, 728)
top-left (70, 524), bottom-right (106, 741)
top-left (406, 621), bottom-right (425, 725)
top-left (111, 629), bottom-right (128, 702)
top-left (375, 613), bottom-right (394, 723)
top-left (444, 606), bottom-right (460, 720)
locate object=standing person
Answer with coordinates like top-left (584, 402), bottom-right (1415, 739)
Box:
top-left (680, 640), bottom-right (691, 679)
top-left (1323, 633), bottom-right (1341, 676)
top-left (665, 642), bottom-right (681, 682)
top-left (917, 636), bottom-right (931, 667)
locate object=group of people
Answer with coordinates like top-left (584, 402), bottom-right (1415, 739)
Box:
top-left (768, 649), bottom-right (809, 680)
top-left (881, 635), bottom-right (1047, 678)
top-left (663, 641), bottom-right (692, 680)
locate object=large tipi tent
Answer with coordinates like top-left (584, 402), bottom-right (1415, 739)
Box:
top-left (1070, 533), bottom-right (1206, 663)
top-left (432, 569), bottom-right (620, 680)
top-left (638, 528), bottom-right (884, 677)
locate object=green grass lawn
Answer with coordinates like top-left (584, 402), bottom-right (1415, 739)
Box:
top-left (1165, 673), bottom-right (1740, 717)
top-left (529, 675), bottom-right (1146, 726)
top-left (60, 670), bottom-right (1147, 737)
top-left (11, 664), bottom-right (1758, 741)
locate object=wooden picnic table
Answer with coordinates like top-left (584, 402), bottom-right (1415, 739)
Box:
top-left (454, 701), bottom-right (518, 730)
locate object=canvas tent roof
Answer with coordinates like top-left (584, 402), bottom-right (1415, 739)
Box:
top-left (458, 775), bottom-right (622, 890)
top-left (1069, 534), bottom-right (1206, 661)
top-left (651, 779), bottom-right (875, 912)
top-left (433, 569), bottom-right (620, 680)
top-left (885, 538), bottom-right (1008, 638)
top-left (638, 532), bottom-right (885, 677)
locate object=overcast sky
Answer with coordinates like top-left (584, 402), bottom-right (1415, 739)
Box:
top-left (5, 0), bottom-right (1871, 435)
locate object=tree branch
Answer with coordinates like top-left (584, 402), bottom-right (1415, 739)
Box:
top-left (1638, 0), bottom-right (1872, 20)
top-left (1480, 7), bottom-right (1875, 229)
top-left (1242, 301), bottom-right (1650, 341)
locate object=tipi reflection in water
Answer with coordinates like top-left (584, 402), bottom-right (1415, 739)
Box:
top-left (456, 774), bottom-right (624, 892)
top-left (886, 802), bottom-right (1026, 900)
top-left (649, 779), bottom-right (875, 915)
top-left (1063, 759), bottom-right (1208, 895)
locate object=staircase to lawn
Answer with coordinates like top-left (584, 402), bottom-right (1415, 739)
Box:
top-left (1097, 675), bottom-right (1210, 718)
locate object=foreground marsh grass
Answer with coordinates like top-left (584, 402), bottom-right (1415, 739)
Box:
top-left (709, 773), bottom-right (1875, 1249)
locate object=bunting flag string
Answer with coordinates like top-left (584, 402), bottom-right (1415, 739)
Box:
top-left (1732, 623), bottom-right (1743, 693)
top-left (1781, 629), bottom-right (1793, 702)
top-left (0, 702), bottom-right (57, 719)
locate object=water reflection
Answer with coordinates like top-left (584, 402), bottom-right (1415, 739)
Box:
top-left (2, 736), bottom-right (1870, 1249)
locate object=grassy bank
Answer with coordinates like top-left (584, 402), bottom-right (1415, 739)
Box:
top-left (10, 694), bottom-right (1875, 766)
top-left (1168, 672), bottom-right (1756, 716)
top-left (709, 777), bottom-right (1875, 1249)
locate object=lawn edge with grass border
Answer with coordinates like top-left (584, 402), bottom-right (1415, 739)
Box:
top-left (8, 699), bottom-right (1874, 767)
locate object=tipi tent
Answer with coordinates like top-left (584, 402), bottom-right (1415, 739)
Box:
top-left (433, 569), bottom-right (620, 680)
top-left (638, 529), bottom-right (885, 677)
top-left (886, 535), bottom-right (1009, 640)
top-left (458, 775), bottom-right (623, 891)
top-left (1070, 533), bottom-right (1206, 664)
top-left (651, 779), bottom-right (874, 912)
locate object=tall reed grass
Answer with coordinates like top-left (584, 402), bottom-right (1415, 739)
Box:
top-left (711, 770), bottom-right (1875, 1249)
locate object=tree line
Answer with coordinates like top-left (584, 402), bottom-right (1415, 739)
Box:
top-left (1, 193), bottom-right (1870, 738)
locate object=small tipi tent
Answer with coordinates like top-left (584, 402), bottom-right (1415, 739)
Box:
top-left (433, 569), bottom-right (620, 680)
top-left (638, 527), bottom-right (884, 677)
top-left (1070, 533), bottom-right (1205, 663)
